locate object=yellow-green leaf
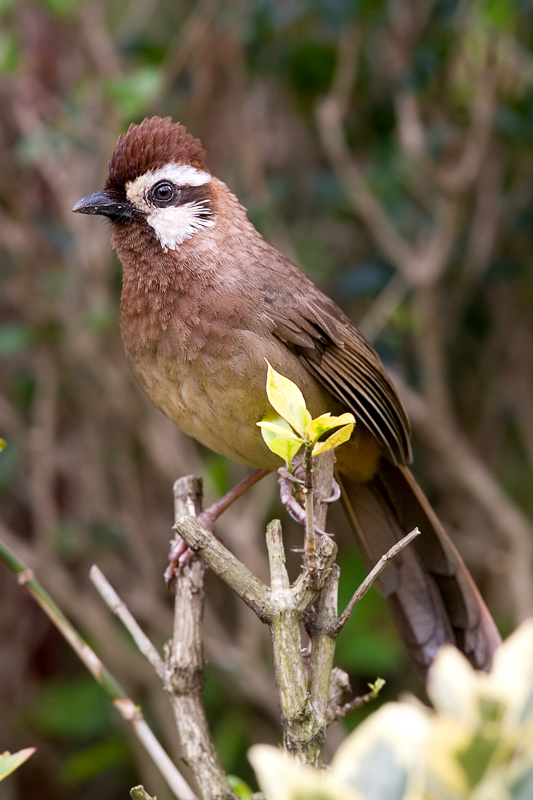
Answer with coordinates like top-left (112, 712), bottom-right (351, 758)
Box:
top-left (266, 436), bottom-right (303, 467)
top-left (265, 361), bottom-right (309, 436)
top-left (131, 788), bottom-right (156, 800)
top-left (0, 438), bottom-right (6, 452)
top-left (368, 678), bottom-right (386, 697)
top-left (297, 404), bottom-right (312, 436)
top-left (259, 412), bottom-right (303, 466)
top-left (306, 412), bottom-right (355, 443)
top-left (0, 749), bottom-right (36, 781)
top-left (228, 774), bottom-right (254, 799)
top-left (312, 423), bottom-right (355, 456)
top-left (257, 420), bottom-right (303, 442)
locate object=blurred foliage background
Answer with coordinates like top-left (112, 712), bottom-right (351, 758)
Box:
top-left (1, 0), bottom-right (533, 798)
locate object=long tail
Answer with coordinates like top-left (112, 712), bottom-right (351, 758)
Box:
top-left (336, 457), bottom-right (501, 677)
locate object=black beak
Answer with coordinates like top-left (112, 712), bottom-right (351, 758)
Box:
top-left (72, 189), bottom-right (135, 221)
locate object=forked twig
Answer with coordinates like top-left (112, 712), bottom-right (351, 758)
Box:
top-left (333, 528), bottom-right (421, 635)
top-left (0, 538), bottom-right (196, 800)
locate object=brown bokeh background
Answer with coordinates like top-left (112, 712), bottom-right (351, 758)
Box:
top-left (1, 1), bottom-right (533, 798)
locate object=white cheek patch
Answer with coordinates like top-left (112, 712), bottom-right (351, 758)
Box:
top-left (146, 202), bottom-right (215, 251)
top-left (125, 163), bottom-right (214, 250)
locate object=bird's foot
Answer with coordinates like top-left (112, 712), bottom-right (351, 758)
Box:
top-left (277, 462), bottom-right (340, 530)
top-left (278, 462), bottom-right (306, 524)
top-left (164, 507), bottom-right (226, 584)
top-left (165, 468), bottom-right (271, 584)
top-left (322, 477), bottom-right (341, 504)
top-left (165, 536), bottom-right (194, 583)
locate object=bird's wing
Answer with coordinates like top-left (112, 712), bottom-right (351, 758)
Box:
top-left (267, 282), bottom-right (412, 466)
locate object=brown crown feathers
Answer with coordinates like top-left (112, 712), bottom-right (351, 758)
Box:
top-left (106, 116), bottom-right (207, 190)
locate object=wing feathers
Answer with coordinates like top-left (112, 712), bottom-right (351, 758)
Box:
top-left (269, 289), bottom-right (411, 465)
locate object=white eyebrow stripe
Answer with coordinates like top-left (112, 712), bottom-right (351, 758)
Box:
top-left (127, 163), bottom-right (212, 192)
top-left (124, 164), bottom-right (214, 250)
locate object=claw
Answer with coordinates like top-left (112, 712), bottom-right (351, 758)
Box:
top-left (277, 456), bottom-right (340, 548)
top-left (322, 478), bottom-right (341, 504)
top-left (285, 495), bottom-right (307, 525)
top-left (165, 536), bottom-right (195, 584)
top-left (278, 463), bottom-right (306, 523)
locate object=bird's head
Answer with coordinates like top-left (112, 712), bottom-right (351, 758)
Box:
top-left (73, 117), bottom-right (216, 252)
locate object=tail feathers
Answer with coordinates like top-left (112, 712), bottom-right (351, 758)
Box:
top-left (336, 457), bottom-right (501, 677)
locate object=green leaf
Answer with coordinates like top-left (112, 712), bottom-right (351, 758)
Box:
top-left (228, 775), bottom-right (254, 799)
top-left (312, 423), bottom-right (355, 456)
top-left (264, 361), bottom-right (310, 436)
top-left (0, 749), bottom-right (36, 782)
top-left (306, 412), bottom-right (356, 443)
top-left (0, 439), bottom-right (5, 452)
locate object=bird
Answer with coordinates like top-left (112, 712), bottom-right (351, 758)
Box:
top-left (73, 116), bottom-right (500, 677)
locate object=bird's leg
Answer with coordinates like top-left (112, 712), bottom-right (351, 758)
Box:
top-left (166, 468), bottom-right (271, 581)
top-left (198, 468), bottom-right (271, 530)
top-left (278, 458), bottom-right (340, 532)
top-left (278, 459), bottom-right (307, 525)
top-left (167, 462), bottom-right (338, 583)
top-left (165, 536), bottom-right (192, 581)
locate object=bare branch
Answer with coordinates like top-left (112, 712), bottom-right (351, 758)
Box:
top-left (334, 529), bottom-right (421, 634)
top-left (0, 536), bottom-right (196, 800)
top-left (174, 514), bottom-right (272, 620)
top-left (90, 565), bottom-right (166, 680)
top-left (167, 476), bottom-right (238, 800)
top-left (307, 565), bottom-right (339, 726)
top-left (330, 684), bottom-right (383, 721)
top-left (265, 519), bottom-right (336, 767)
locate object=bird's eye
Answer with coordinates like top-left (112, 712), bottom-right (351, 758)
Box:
top-left (150, 181), bottom-right (178, 207)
